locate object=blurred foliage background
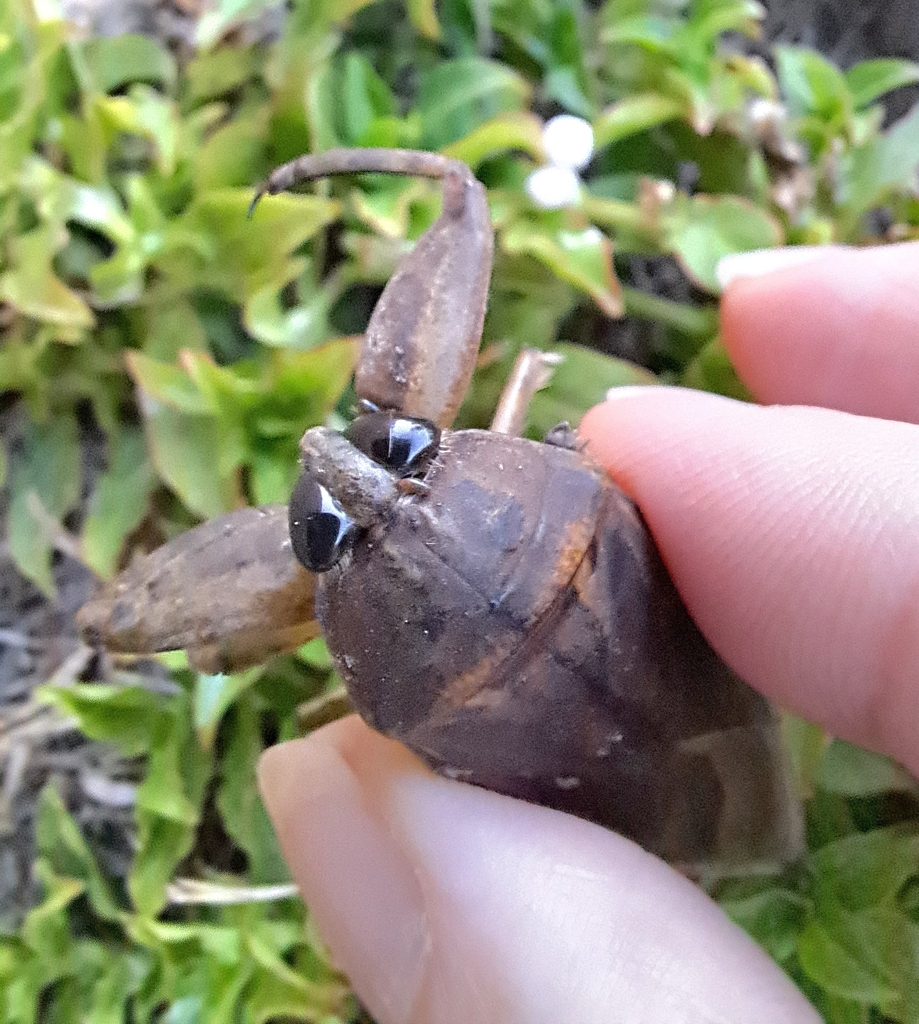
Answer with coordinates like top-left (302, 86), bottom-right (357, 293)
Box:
top-left (2, 0), bottom-right (919, 1020)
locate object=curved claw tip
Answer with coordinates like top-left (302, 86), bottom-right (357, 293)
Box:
top-left (247, 187), bottom-right (267, 219)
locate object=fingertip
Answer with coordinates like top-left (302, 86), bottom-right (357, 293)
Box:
top-left (581, 390), bottom-right (919, 772)
top-left (715, 245), bottom-right (843, 290)
top-left (719, 241), bottom-right (919, 423)
top-left (260, 699), bottom-right (817, 1023)
top-left (581, 386), bottom-right (737, 500)
top-left (258, 721), bottom-right (432, 1024)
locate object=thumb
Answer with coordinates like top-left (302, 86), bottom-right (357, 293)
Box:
top-left (259, 716), bottom-right (817, 1024)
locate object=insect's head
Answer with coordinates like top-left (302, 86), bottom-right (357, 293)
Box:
top-left (288, 412), bottom-right (440, 574)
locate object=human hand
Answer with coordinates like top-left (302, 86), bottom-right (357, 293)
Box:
top-left (259, 241), bottom-right (919, 1024)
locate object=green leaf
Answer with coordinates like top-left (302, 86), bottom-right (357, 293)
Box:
top-left (351, 177), bottom-right (422, 238)
top-left (340, 52), bottom-right (399, 145)
top-left (193, 105), bottom-right (267, 189)
top-left (95, 87), bottom-right (180, 175)
top-left (417, 58), bottom-right (531, 150)
top-left (720, 885), bottom-right (810, 964)
top-left (23, 158), bottom-right (134, 246)
top-left (181, 350), bottom-right (265, 418)
top-left (244, 929), bottom-right (347, 1024)
top-left (307, 50), bottom-right (399, 150)
top-left (142, 402), bottom-right (237, 519)
top-left (665, 195), bottom-right (783, 292)
top-left (137, 713), bottom-right (204, 827)
top-left (798, 918), bottom-right (897, 1005)
top-left (195, 0), bottom-right (280, 50)
top-left (817, 740), bottom-right (918, 798)
top-left (81, 427), bottom-right (155, 578)
top-left (217, 699), bottom-right (290, 883)
top-left (245, 283), bottom-right (334, 351)
top-left (406, 0), bottom-right (441, 40)
top-left (131, 698), bottom-right (213, 915)
top-left (21, 860), bottom-right (82, 970)
top-left (781, 714), bottom-right (828, 798)
top-left (129, 916), bottom-right (236, 952)
top-left (85, 950), bottom-right (150, 1024)
top-left (127, 351), bottom-right (213, 414)
top-left (126, 918), bottom-right (250, 1021)
top-left (144, 300), bottom-right (210, 362)
top-left (682, 336), bottom-right (751, 400)
top-left (189, 188), bottom-right (341, 300)
top-left (776, 45), bottom-right (851, 122)
top-left (812, 825), bottom-right (919, 913)
top-left (35, 785), bottom-right (121, 922)
top-left (297, 636), bottom-right (335, 671)
top-left (845, 58), bottom-right (919, 111)
top-left (255, 338), bottom-right (358, 431)
top-left (7, 414), bottom-right (81, 596)
top-left (603, 14), bottom-right (680, 54)
top-left (194, 668), bottom-right (262, 750)
top-left (544, 6), bottom-right (592, 118)
top-left (800, 904), bottom-right (919, 1018)
top-left (838, 906), bottom-right (919, 1021)
top-left (842, 102), bottom-right (919, 222)
top-left (621, 285), bottom-right (718, 338)
top-left (184, 45), bottom-right (259, 107)
top-left (502, 220), bottom-right (623, 317)
top-left (685, 0), bottom-right (764, 46)
top-left (0, 225), bottom-right (95, 336)
top-left (594, 93), bottom-right (685, 148)
top-left (81, 34), bottom-right (177, 94)
top-left (199, 952), bottom-right (253, 1024)
top-left (443, 111), bottom-right (546, 167)
top-left (38, 682), bottom-right (165, 757)
top-left (528, 342), bottom-right (656, 436)
top-left (0, 937), bottom-right (39, 1024)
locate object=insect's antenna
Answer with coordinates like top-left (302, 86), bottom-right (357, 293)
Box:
top-left (248, 148), bottom-right (472, 218)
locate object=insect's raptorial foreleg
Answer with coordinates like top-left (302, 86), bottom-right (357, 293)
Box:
top-left (490, 349), bottom-right (563, 436)
top-left (252, 147), bottom-right (493, 428)
top-left (250, 148), bottom-right (475, 215)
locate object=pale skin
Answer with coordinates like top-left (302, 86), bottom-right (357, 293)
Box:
top-left (259, 242), bottom-right (919, 1024)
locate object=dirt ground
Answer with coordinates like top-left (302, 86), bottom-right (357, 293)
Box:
top-left (0, 404), bottom-right (141, 930)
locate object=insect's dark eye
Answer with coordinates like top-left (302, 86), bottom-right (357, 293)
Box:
top-left (345, 412), bottom-right (440, 477)
top-left (288, 475), bottom-right (355, 572)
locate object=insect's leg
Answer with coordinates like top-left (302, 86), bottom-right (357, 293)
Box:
top-left (250, 148), bottom-right (472, 210)
top-left (77, 505), bottom-right (317, 673)
top-left (252, 148), bottom-right (493, 429)
top-left (542, 422), bottom-right (580, 450)
top-left (188, 619), bottom-right (321, 675)
top-left (489, 349), bottom-right (563, 436)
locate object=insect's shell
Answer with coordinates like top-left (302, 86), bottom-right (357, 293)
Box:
top-left (317, 429), bottom-right (803, 872)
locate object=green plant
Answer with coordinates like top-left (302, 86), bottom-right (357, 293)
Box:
top-left (2, 0), bottom-right (919, 1020)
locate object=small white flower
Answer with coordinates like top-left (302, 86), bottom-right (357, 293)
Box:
top-left (525, 115), bottom-right (595, 210)
top-left (525, 165), bottom-right (582, 209)
top-left (542, 114), bottom-right (595, 171)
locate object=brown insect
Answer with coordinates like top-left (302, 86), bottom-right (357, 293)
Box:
top-left (79, 149), bottom-right (803, 875)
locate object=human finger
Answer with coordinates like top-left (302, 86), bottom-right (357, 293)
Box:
top-left (259, 717), bottom-right (818, 1024)
top-left (718, 242), bottom-right (919, 423)
top-left (581, 388), bottom-right (919, 776)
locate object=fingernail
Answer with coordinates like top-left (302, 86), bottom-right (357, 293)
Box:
top-left (716, 246), bottom-right (843, 290)
top-left (258, 727), bottom-right (430, 1019)
top-left (604, 384), bottom-right (661, 403)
